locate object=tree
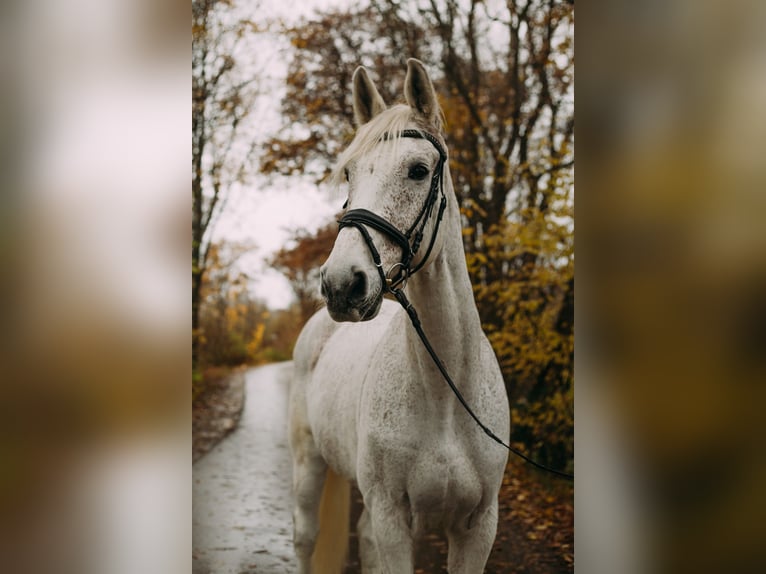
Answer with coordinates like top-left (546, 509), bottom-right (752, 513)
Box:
top-left (468, 200), bottom-right (574, 467)
top-left (198, 241), bottom-right (265, 367)
top-left (262, 1), bottom-right (574, 463)
top-left (260, 6), bottom-right (435, 181)
top-left (198, 240), bottom-right (306, 376)
top-left (270, 221), bottom-right (339, 325)
top-left (192, 0), bottom-right (265, 373)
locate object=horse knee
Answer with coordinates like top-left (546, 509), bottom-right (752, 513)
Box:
top-left (447, 506), bottom-right (498, 573)
top-left (293, 508), bottom-right (319, 561)
top-left (292, 472), bottom-right (324, 535)
top-left (357, 509), bottom-right (381, 573)
top-left (294, 527), bottom-right (317, 558)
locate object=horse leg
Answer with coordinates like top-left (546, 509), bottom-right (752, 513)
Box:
top-left (290, 429), bottom-right (328, 574)
top-left (357, 507), bottom-right (382, 573)
top-left (366, 493), bottom-right (414, 574)
top-left (446, 503), bottom-right (498, 574)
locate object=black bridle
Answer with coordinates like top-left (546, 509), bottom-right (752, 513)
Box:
top-left (336, 129), bottom-right (574, 481)
top-left (338, 129), bottom-right (448, 291)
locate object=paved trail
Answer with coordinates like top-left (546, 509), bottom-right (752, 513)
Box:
top-left (193, 362), bottom-right (297, 574)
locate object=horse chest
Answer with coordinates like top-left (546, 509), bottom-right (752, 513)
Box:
top-left (360, 426), bottom-right (484, 530)
top-left (410, 445), bottom-right (482, 516)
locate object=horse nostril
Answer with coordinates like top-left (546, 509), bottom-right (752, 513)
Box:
top-left (347, 270), bottom-right (367, 303)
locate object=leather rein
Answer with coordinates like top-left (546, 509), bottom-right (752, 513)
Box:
top-left (336, 129), bottom-right (574, 481)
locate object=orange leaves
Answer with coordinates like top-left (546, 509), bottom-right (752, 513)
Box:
top-left (270, 222), bottom-right (338, 324)
top-left (491, 462), bottom-right (574, 572)
top-left (290, 36), bottom-right (309, 50)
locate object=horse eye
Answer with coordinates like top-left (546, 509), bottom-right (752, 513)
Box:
top-left (408, 164), bottom-right (429, 180)
top-left (344, 168), bottom-right (350, 182)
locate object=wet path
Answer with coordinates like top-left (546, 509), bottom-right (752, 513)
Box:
top-left (193, 362), bottom-right (297, 574)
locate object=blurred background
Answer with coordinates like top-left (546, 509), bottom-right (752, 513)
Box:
top-left (577, 0), bottom-right (766, 572)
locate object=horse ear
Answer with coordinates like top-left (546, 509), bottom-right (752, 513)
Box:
top-left (404, 58), bottom-right (439, 125)
top-left (352, 66), bottom-right (387, 126)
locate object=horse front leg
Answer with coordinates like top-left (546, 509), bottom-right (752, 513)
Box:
top-left (446, 502), bottom-right (499, 574)
top-left (365, 491), bottom-right (414, 574)
top-left (357, 506), bottom-right (382, 573)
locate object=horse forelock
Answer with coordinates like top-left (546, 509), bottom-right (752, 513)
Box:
top-left (330, 104), bottom-right (444, 188)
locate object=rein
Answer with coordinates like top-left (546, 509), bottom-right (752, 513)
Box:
top-left (337, 130), bottom-right (574, 481)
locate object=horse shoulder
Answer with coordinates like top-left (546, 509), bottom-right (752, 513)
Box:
top-left (289, 309), bottom-right (341, 457)
top-left (469, 336), bottom-right (511, 480)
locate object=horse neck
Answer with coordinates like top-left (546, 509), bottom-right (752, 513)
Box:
top-left (402, 190), bottom-right (484, 383)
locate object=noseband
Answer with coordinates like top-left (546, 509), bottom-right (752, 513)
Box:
top-left (337, 129), bottom-right (448, 292)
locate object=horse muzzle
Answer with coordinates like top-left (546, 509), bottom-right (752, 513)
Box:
top-left (320, 264), bottom-right (382, 322)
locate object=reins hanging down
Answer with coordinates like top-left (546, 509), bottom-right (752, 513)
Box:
top-left (338, 130), bottom-right (573, 481)
top-left (391, 287), bottom-right (574, 481)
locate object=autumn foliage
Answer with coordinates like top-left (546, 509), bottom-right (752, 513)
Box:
top-left (270, 222), bottom-right (339, 324)
top-left (193, 241), bottom-right (303, 400)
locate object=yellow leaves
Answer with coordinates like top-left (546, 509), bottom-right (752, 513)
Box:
top-left (291, 36), bottom-right (304, 49)
top-left (470, 213), bottom-right (573, 466)
top-left (246, 323), bottom-right (266, 361)
top-left (225, 306), bottom-right (239, 329)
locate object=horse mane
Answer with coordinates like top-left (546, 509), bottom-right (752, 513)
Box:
top-left (330, 104), bottom-right (443, 188)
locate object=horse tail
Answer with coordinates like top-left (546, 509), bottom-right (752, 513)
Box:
top-left (311, 467), bottom-right (350, 574)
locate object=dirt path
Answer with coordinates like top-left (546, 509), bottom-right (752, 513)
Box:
top-left (193, 362), bottom-right (296, 574)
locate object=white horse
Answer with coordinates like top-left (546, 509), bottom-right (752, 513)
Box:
top-left (288, 59), bottom-right (510, 574)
